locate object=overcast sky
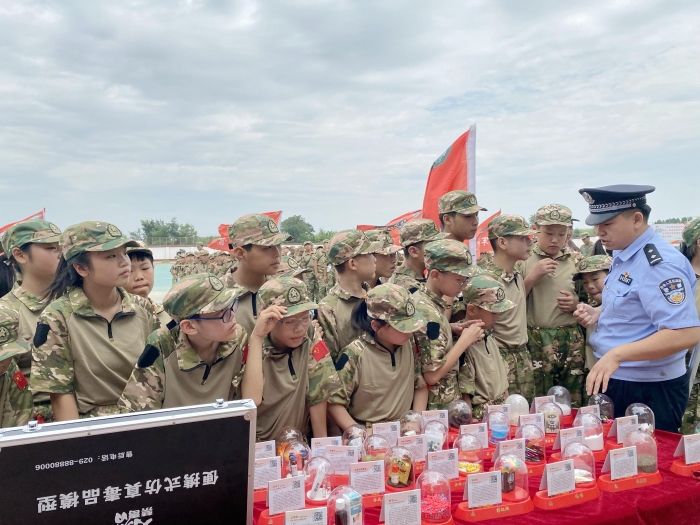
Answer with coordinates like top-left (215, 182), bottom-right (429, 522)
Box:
top-left (1, 0), bottom-right (698, 236)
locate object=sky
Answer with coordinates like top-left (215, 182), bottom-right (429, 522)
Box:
top-left (1, 0), bottom-right (698, 237)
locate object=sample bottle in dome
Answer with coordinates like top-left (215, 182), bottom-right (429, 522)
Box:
top-left (515, 424), bottom-right (546, 463)
top-left (547, 386), bottom-right (572, 416)
top-left (384, 446), bottom-right (415, 490)
top-left (362, 434), bottom-right (390, 462)
top-left (276, 426), bottom-right (304, 456)
top-left (400, 410), bottom-right (425, 437)
top-left (424, 420), bottom-right (448, 452)
top-left (505, 394), bottom-right (529, 426)
top-left (625, 403), bottom-right (655, 436)
top-left (488, 411), bottom-right (510, 446)
top-left (562, 442), bottom-right (596, 488)
top-left (304, 456), bottom-right (335, 504)
top-left (343, 424), bottom-right (368, 447)
top-left (493, 454), bottom-right (529, 502)
top-left (448, 399), bottom-right (473, 428)
top-left (623, 430), bottom-right (658, 474)
top-left (537, 402), bottom-right (563, 434)
top-left (572, 412), bottom-right (605, 451)
top-left (417, 470), bottom-right (452, 524)
top-left (452, 433), bottom-right (483, 476)
top-left (282, 441), bottom-right (311, 477)
top-left (328, 486), bottom-right (363, 525)
top-left (588, 393), bottom-right (614, 423)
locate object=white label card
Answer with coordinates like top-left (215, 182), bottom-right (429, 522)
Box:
top-left (379, 489), bottom-right (421, 525)
top-left (553, 426), bottom-right (585, 452)
top-left (579, 405), bottom-right (601, 418)
top-left (311, 437), bottom-right (341, 459)
top-left (466, 471), bottom-right (502, 509)
top-left (602, 447), bottom-right (638, 481)
top-left (673, 434), bottom-right (700, 466)
top-left (422, 410), bottom-right (448, 426)
top-left (427, 449), bottom-right (460, 480)
top-left (460, 423), bottom-right (488, 449)
top-left (325, 446), bottom-right (359, 475)
top-left (487, 404), bottom-right (511, 424)
top-left (268, 477), bottom-right (305, 516)
top-left (609, 415), bottom-right (638, 445)
top-left (518, 414), bottom-right (545, 434)
top-left (541, 460), bottom-right (576, 497)
top-left (398, 435), bottom-right (427, 463)
top-left (285, 507), bottom-right (327, 525)
top-left (255, 440), bottom-right (276, 459)
top-left (531, 395), bottom-right (555, 413)
top-left (493, 438), bottom-right (526, 463)
top-left (349, 461), bottom-right (385, 495)
top-left (373, 421), bottom-right (400, 447)
top-left (254, 456), bottom-right (281, 490)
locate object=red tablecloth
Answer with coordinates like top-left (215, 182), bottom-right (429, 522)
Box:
top-left (254, 430), bottom-right (700, 525)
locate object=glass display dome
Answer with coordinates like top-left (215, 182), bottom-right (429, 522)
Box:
top-left (488, 411), bottom-right (510, 446)
top-left (417, 470), bottom-right (452, 523)
top-left (361, 434), bottom-right (390, 462)
top-left (304, 456), bottom-right (334, 503)
top-left (448, 399), bottom-right (473, 428)
top-left (452, 434), bottom-right (483, 476)
top-left (547, 386), bottom-right (572, 416)
top-left (588, 393), bottom-right (614, 423)
top-left (384, 446), bottom-right (415, 490)
top-left (572, 412), bottom-right (605, 451)
top-left (537, 402), bottom-right (564, 434)
top-left (625, 403), bottom-right (655, 436)
top-left (343, 424), bottom-right (368, 447)
top-left (515, 424), bottom-right (546, 463)
top-left (424, 420), bottom-right (448, 452)
top-left (505, 394), bottom-right (530, 426)
top-left (400, 410), bottom-right (424, 437)
top-left (282, 440), bottom-right (311, 477)
top-left (328, 486), bottom-right (363, 525)
top-left (623, 430), bottom-right (658, 474)
top-left (562, 442), bottom-right (596, 488)
top-left (493, 454), bottom-right (529, 502)
top-left (275, 426), bottom-right (304, 456)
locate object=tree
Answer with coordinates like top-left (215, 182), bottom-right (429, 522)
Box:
top-left (129, 218), bottom-right (198, 245)
top-left (654, 217), bottom-right (694, 224)
top-left (310, 229), bottom-right (338, 242)
top-left (528, 214), bottom-right (537, 226)
top-left (280, 215), bottom-right (315, 242)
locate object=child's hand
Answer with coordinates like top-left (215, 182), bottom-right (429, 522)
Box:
top-left (311, 319), bottom-right (324, 347)
top-left (252, 305), bottom-right (287, 339)
top-left (459, 320), bottom-right (485, 345)
top-left (532, 258), bottom-right (558, 279)
top-left (450, 319), bottom-right (482, 336)
top-left (557, 290), bottom-right (578, 312)
top-left (574, 303), bottom-right (600, 327)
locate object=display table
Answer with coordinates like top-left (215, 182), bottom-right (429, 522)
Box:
top-left (253, 430), bottom-right (700, 525)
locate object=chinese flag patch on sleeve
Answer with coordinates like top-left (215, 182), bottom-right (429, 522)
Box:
top-left (312, 340), bottom-right (329, 362)
top-left (13, 370), bottom-right (28, 390)
top-left (242, 345), bottom-right (249, 363)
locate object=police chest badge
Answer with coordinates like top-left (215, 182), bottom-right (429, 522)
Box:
top-left (659, 277), bottom-right (686, 305)
top-left (107, 224), bottom-right (122, 238)
top-left (287, 287), bottom-right (301, 304)
top-left (618, 272), bottom-right (633, 286)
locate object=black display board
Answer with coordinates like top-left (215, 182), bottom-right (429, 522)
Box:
top-left (0, 408), bottom-right (251, 525)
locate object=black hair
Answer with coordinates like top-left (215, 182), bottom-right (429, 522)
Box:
top-left (351, 300), bottom-right (386, 337)
top-left (621, 205), bottom-right (651, 223)
top-left (241, 244), bottom-right (253, 252)
top-left (489, 238), bottom-right (499, 253)
top-left (44, 252), bottom-right (92, 302)
top-left (593, 239), bottom-right (613, 257)
top-left (682, 240), bottom-right (698, 262)
top-left (128, 251), bottom-right (154, 265)
top-left (335, 261), bottom-right (347, 274)
top-left (0, 243), bottom-right (33, 297)
top-left (439, 212), bottom-right (456, 231)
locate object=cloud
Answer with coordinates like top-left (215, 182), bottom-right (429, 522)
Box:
top-left (0, 0), bottom-right (698, 235)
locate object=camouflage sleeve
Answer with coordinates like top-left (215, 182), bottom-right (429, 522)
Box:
top-left (30, 306), bottom-right (75, 395)
top-left (458, 348), bottom-right (476, 396)
top-left (135, 294), bottom-right (161, 332)
top-left (117, 357), bottom-right (166, 413)
top-left (413, 304), bottom-right (448, 373)
top-left (307, 345), bottom-right (344, 407)
top-left (327, 344), bottom-right (360, 408)
top-left (2, 359), bottom-right (33, 427)
top-left (413, 343), bottom-right (427, 390)
top-left (316, 300), bottom-right (340, 361)
top-left (229, 326), bottom-right (249, 399)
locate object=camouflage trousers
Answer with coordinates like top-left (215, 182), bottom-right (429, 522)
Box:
top-left (306, 275), bottom-right (319, 302)
top-left (527, 325), bottom-right (585, 407)
top-left (499, 344), bottom-right (535, 404)
top-left (316, 277), bottom-right (330, 302)
top-left (471, 391), bottom-right (508, 421)
top-left (681, 357), bottom-right (699, 434)
top-left (427, 374), bottom-right (460, 410)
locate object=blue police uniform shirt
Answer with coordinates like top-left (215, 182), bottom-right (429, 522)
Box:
top-left (590, 226), bottom-right (699, 381)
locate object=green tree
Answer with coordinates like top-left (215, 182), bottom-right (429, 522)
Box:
top-left (310, 229), bottom-right (338, 242)
top-left (654, 217), bottom-right (694, 224)
top-left (528, 214), bottom-right (537, 226)
top-left (281, 215), bottom-right (315, 242)
top-left (129, 218), bottom-right (198, 245)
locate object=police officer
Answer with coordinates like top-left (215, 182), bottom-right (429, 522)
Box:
top-left (575, 185), bottom-right (700, 432)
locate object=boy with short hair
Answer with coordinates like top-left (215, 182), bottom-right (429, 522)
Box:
top-left (389, 218), bottom-right (446, 293)
top-left (364, 230), bottom-right (402, 288)
top-left (521, 204), bottom-right (585, 405)
top-left (125, 241), bottom-right (172, 327)
top-left (438, 191), bottom-right (487, 243)
top-left (313, 241), bottom-right (331, 300)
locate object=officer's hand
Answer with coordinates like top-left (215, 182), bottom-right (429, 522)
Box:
top-left (450, 319), bottom-right (482, 336)
top-left (252, 305), bottom-right (287, 339)
top-left (586, 350), bottom-right (621, 396)
top-left (574, 303), bottom-right (600, 327)
top-left (533, 258), bottom-right (558, 279)
top-left (459, 321), bottom-right (485, 346)
top-left (557, 291), bottom-right (578, 312)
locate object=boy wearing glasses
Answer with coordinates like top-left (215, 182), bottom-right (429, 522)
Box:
top-left (254, 276), bottom-right (342, 441)
top-left (117, 274), bottom-right (267, 412)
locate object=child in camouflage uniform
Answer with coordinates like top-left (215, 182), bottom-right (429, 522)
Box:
top-left (125, 241), bottom-right (172, 327)
top-left (328, 283), bottom-right (427, 429)
top-left (680, 217), bottom-right (700, 433)
top-left (388, 218), bottom-right (446, 294)
top-left (0, 319), bottom-right (34, 427)
top-left (364, 230), bottom-right (402, 288)
top-left (438, 191), bottom-right (487, 243)
top-left (313, 240), bottom-right (332, 300)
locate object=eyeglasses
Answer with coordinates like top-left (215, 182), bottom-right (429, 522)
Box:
top-left (278, 312), bottom-right (313, 330)
top-left (188, 298), bottom-right (239, 323)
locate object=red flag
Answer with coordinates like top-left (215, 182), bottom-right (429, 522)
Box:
top-left (207, 237), bottom-right (230, 250)
top-left (0, 209), bottom-right (46, 235)
top-left (421, 125), bottom-right (476, 228)
top-left (357, 210), bottom-right (422, 245)
top-left (474, 210), bottom-right (501, 258)
top-left (216, 211), bottom-right (284, 250)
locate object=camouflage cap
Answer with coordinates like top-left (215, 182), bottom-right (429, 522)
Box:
top-left (209, 252), bottom-right (218, 260)
top-left (303, 241), bottom-right (312, 246)
top-left (399, 218), bottom-right (447, 247)
top-left (581, 233), bottom-right (590, 239)
top-left (680, 217), bottom-right (700, 256)
top-left (573, 255), bottom-right (613, 280)
top-left (276, 256), bottom-right (310, 279)
top-left (0, 317), bottom-right (30, 361)
top-left (328, 230), bottom-right (382, 266)
top-left (424, 239), bottom-right (478, 277)
top-left (463, 273), bottom-right (515, 313)
top-left (163, 274), bottom-right (241, 322)
top-left (438, 191), bottom-right (487, 215)
top-left (61, 222), bottom-right (138, 261)
top-left (1, 220), bottom-right (61, 255)
top-left (365, 230), bottom-right (401, 255)
top-left (186, 252), bottom-right (196, 258)
top-left (126, 240), bottom-right (153, 257)
top-left (366, 283), bottom-right (426, 333)
top-left (534, 204), bottom-right (575, 226)
top-left (488, 215), bottom-right (536, 239)
top-left (257, 276), bottom-right (318, 317)
top-left (227, 214), bottom-right (291, 248)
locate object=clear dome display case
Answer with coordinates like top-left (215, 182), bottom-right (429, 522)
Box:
top-left (361, 434), bottom-right (390, 462)
top-left (400, 410), bottom-right (424, 437)
top-left (384, 446), bottom-right (415, 490)
top-left (417, 470), bottom-right (452, 523)
top-left (505, 394), bottom-right (530, 426)
top-left (452, 433), bottom-right (483, 476)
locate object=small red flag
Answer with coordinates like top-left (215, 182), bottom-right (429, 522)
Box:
top-left (312, 340), bottom-right (329, 362)
top-left (357, 210), bottom-right (422, 245)
top-left (474, 210), bottom-right (501, 258)
top-left (13, 370), bottom-right (28, 390)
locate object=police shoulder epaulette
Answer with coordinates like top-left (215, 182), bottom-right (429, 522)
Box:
top-left (644, 244), bottom-right (663, 266)
top-left (137, 344), bottom-right (161, 368)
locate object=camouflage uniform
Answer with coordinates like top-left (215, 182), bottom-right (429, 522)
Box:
top-left (579, 234), bottom-right (595, 257)
top-left (191, 250), bottom-right (210, 275)
top-left (30, 222), bottom-right (158, 418)
top-left (313, 245), bottom-right (331, 300)
top-left (388, 218), bottom-right (447, 293)
top-left (0, 320), bottom-right (34, 427)
top-left (482, 215), bottom-right (537, 402)
top-left (255, 276), bottom-right (343, 441)
top-left (118, 275), bottom-right (246, 412)
top-left (183, 254), bottom-right (197, 276)
top-left (329, 284), bottom-right (427, 425)
top-left (414, 239), bottom-right (473, 410)
top-left (521, 205), bottom-right (585, 406)
top-left (365, 230), bottom-right (402, 288)
top-left (681, 218), bottom-right (700, 433)
top-left (299, 243), bottom-right (316, 299)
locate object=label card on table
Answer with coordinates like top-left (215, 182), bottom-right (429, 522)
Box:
top-left (531, 395), bottom-right (555, 413)
top-left (268, 477), bottom-right (305, 516)
top-left (398, 435), bottom-right (427, 463)
top-left (579, 405), bottom-right (601, 418)
top-left (326, 446), bottom-right (359, 475)
top-left (518, 413), bottom-right (545, 434)
top-left (422, 410), bottom-right (448, 426)
top-left (493, 438), bottom-right (526, 463)
top-left (254, 456), bottom-right (281, 490)
top-left (602, 446), bottom-right (638, 481)
top-left (553, 426), bottom-right (584, 452)
top-left (487, 404), bottom-right (511, 424)
top-left (311, 437), bottom-right (341, 459)
top-left (538, 460), bottom-right (576, 497)
top-left (460, 423), bottom-right (488, 449)
top-left (427, 449), bottom-right (459, 480)
top-left (379, 489), bottom-right (421, 525)
top-left (673, 433), bottom-right (700, 466)
top-left (373, 421), bottom-right (400, 447)
top-left (608, 415), bottom-right (638, 444)
top-left (349, 460), bottom-right (385, 495)
top-left (255, 440), bottom-right (276, 459)
top-left (466, 471), bottom-right (503, 509)
top-left (285, 507), bottom-right (327, 525)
